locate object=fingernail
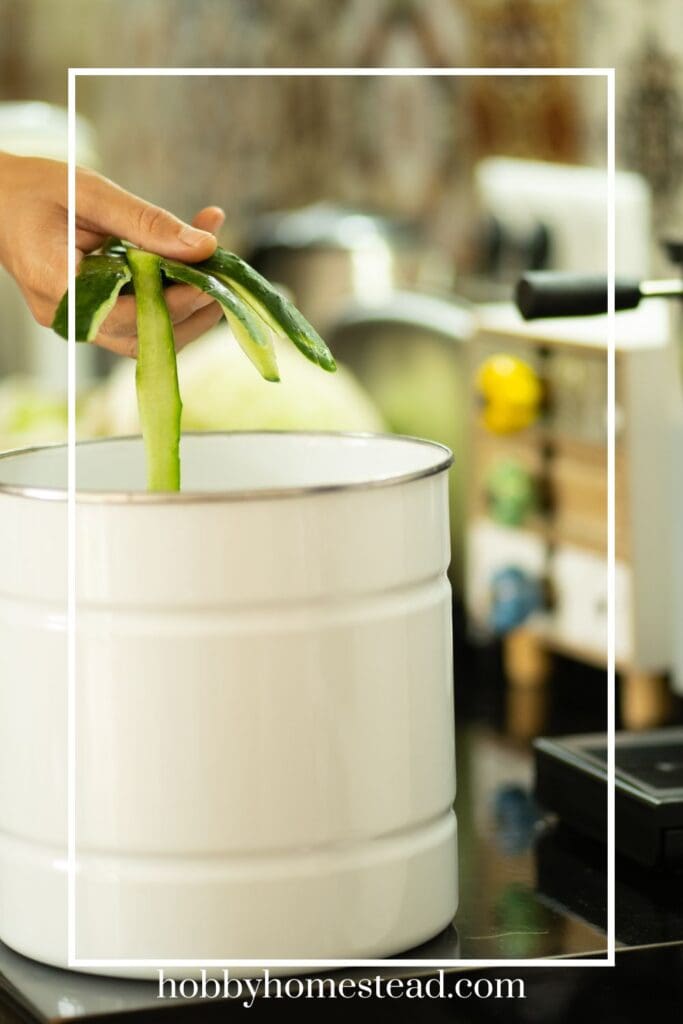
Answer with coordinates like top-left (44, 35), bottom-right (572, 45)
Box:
top-left (179, 226), bottom-right (212, 248)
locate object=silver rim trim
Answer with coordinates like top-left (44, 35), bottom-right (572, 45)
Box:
top-left (0, 431), bottom-right (453, 504)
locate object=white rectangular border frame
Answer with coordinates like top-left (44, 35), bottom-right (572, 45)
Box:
top-left (67, 66), bottom-right (616, 972)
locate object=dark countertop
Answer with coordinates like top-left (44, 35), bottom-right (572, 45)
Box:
top-left (1, 643), bottom-right (680, 1022)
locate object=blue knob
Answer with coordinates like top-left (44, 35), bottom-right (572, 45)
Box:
top-left (490, 567), bottom-right (542, 634)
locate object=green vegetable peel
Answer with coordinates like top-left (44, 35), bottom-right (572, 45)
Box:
top-left (52, 241), bottom-right (335, 493)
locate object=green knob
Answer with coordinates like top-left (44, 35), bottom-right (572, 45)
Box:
top-left (486, 460), bottom-right (536, 527)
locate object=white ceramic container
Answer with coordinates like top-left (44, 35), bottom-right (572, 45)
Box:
top-left (0, 433), bottom-right (457, 977)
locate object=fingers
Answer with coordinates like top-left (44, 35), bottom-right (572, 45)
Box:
top-left (73, 205), bottom-right (224, 262)
top-left (97, 282), bottom-right (215, 339)
top-left (164, 283), bottom-right (217, 323)
top-left (192, 206), bottom-right (225, 235)
top-left (174, 300), bottom-right (224, 350)
top-left (90, 204), bottom-right (225, 345)
top-left (69, 205), bottom-right (225, 339)
top-left (76, 227), bottom-right (107, 253)
top-left (94, 300), bottom-right (223, 358)
top-left (76, 168), bottom-right (218, 262)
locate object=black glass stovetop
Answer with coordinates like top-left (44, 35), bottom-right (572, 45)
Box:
top-left (586, 739), bottom-right (683, 796)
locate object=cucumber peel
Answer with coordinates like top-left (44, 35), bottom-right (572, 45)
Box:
top-left (127, 249), bottom-right (182, 492)
top-left (161, 258), bottom-right (279, 382)
top-left (51, 241), bottom-right (335, 493)
top-left (199, 249), bottom-right (336, 372)
top-left (52, 253), bottom-right (131, 342)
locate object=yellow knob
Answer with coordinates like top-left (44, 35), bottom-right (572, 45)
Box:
top-left (476, 355), bottom-right (542, 435)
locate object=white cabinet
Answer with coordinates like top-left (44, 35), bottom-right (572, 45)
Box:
top-left (466, 300), bottom-right (673, 727)
top-left (549, 546), bottom-right (632, 666)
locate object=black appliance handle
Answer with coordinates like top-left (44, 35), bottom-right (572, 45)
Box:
top-left (515, 272), bottom-right (642, 321)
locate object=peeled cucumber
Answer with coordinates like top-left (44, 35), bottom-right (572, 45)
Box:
top-left (51, 241), bottom-right (335, 493)
top-left (126, 249), bottom-right (182, 492)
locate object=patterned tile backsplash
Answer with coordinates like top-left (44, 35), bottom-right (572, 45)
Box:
top-left (0, 0), bottom-right (682, 263)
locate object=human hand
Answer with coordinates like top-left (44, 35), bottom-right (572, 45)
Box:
top-left (0, 153), bottom-right (226, 356)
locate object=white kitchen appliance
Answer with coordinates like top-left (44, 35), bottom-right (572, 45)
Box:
top-left (476, 157), bottom-right (651, 277)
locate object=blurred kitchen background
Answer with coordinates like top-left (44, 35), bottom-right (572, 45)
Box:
top-left (3, 2), bottom-right (683, 729)
top-left (0, 9), bottom-right (679, 679)
top-left (1, 0), bottom-right (683, 967)
top-left (2, 0), bottom-right (683, 727)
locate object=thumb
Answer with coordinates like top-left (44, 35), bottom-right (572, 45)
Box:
top-left (77, 170), bottom-right (217, 261)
